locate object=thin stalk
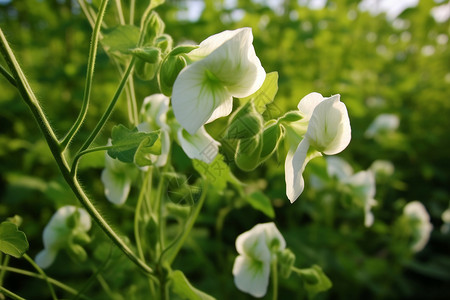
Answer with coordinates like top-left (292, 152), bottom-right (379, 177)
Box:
top-left (129, 0), bottom-right (135, 25)
top-left (0, 63), bottom-right (16, 86)
top-left (127, 75), bottom-right (139, 126)
top-left (114, 0), bottom-right (126, 25)
top-left (155, 173), bottom-right (166, 255)
top-left (0, 31), bottom-right (154, 276)
top-left (77, 57), bottom-right (136, 155)
top-left (60, 0), bottom-right (109, 150)
top-left (0, 266), bottom-right (92, 300)
top-left (0, 286), bottom-right (25, 300)
top-left (23, 254), bottom-right (57, 300)
top-left (135, 167), bottom-right (153, 261)
top-left (164, 181), bottom-right (208, 265)
top-left (71, 145), bottom-right (112, 177)
top-left (271, 256), bottom-right (278, 300)
top-left (0, 255), bottom-right (10, 286)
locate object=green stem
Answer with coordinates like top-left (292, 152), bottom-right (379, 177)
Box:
top-left (23, 254), bottom-right (57, 300)
top-left (164, 181), bottom-right (208, 265)
top-left (0, 266), bottom-right (92, 300)
top-left (114, 0), bottom-right (126, 25)
top-left (0, 30), bottom-right (154, 277)
top-left (61, 0), bottom-right (109, 150)
top-left (135, 167), bottom-right (153, 262)
top-left (271, 256), bottom-right (278, 300)
top-left (77, 57), bottom-right (136, 155)
top-left (0, 254), bottom-right (10, 286)
top-left (129, 0), bottom-right (135, 25)
top-left (0, 286), bottom-right (26, 300)
top-left (0, 63), bottom-right (16, 86)
top-left (71, 145), bottom-right (112, 176)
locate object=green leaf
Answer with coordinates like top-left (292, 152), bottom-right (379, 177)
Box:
top-left (170, 270), bottom-right (216, 300)
top-left (260, 121), bottom-right (283, 161)
top-left (107, 125), bottom-right (159, 165)
top-left (246, 191), bottom-right (275, 218)
top-left (0, 221), bottom-right (29, 258)
top-left (192, 154), bottom-right (230, 191)
top-left (299, 265), bottom-right (332, 299)
top-left (102, 25), bottom-right (140, 54)
top-left (240, 72), bottom-right (278, 114)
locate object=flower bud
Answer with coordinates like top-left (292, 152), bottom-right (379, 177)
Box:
top-left (260, 121), bottom-right (282, 160)
top-left (235, 135), bottom-right (263, 171)
top-left (131, 46), bottom-right (161, 63)
top-left (226, 103), bottom-right (263, 139)
top-left (142, 11), bottom-right (165, 44)
top-left (155, 34), bottom-right (173, 54)
top-left (158, 54), bottom-right (187, 96)
top-left (278, 248), bottom-right (296, 278)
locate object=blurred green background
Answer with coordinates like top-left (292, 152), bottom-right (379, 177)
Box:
top-left (1, 0), bottom-right (449, 299)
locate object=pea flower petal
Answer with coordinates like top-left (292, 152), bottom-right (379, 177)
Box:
top-left (138, 94), bottom-right (171, 167)
top-left (172, 27), bottom-right (266, 134)
top-left (177, 126), bottom-right (220, 164)
top-left (233, 222), bottom-right (286, 297)
top-left (101, 154), bottom-right (133, 205)
top-left (35, 206), bottom-right (91, 268)
top-left (285, 93), bottom-right (351, 203)
top-left (403, 201), bottom-right (433, 252)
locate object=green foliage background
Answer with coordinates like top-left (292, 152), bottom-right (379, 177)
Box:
top-left (0, 0), bottom-right (449, 299)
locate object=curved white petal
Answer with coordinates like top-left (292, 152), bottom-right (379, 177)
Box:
top-left (201, 28), bottom-right (265, 98)
top-left (101, 167), bottom-right (132, 205)
top-left (205, 94), bottom-right (233, 124)
top-left (297, 92), bottom-right (324, 120)
top-left (177, 127), bottom-right (220, 164)
top-left (365, 113), bottom-right (400, 138)
top-left (172, 61), bottom-right (231, 134)
top-left (306, 95), bottom-right (351, 155)
top-left (404, 201), bottom-right (433, 252)
top-left (233, 255), bottom-right (271, 298)
top-left (254, 222), bottom-right (286, 252)
top-left (35, 249), bottom-right (58, 269)
top-left (326, 156), bottom-right (353, 180)
top-left (141, 94), bottom-right (170, 129)
top-left (188, 28), bottom-right (249, 60)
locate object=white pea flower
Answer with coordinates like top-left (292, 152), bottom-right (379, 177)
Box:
top-left (403, 201), bottom-right (433, 252)
top-left (138, 93), bottom-right (171, 167)
top-left (369, 159), bottom-right (395, 178)
top-left (35, 206), bottom-right (91, 269)
top-left (343, 171), bottom-right (377, 227)
top-left (326, 157), bottom-right (377, 227)
top-left (364, 113), bottom-right (399, 138)
top-left (285, 93), bottom-right (351, 203)
top-left (172, 27), bottom-right (266, 134)
top-left (233, 222), bottom-right (285, 298)
top-left (177, 126), bottom-right (220, 164)
top-left (101, 149), bottom-right (138, 205)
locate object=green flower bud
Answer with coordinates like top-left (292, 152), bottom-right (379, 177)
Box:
top-left (142, 11), bottom-right (165, 44)
top-left (131, 46), bottom-right (161, 63)
top-left (260, 121), bottom-right (283, 160)
top-left (165, 202), bottom-right (191, 220)
top-left (226, 102), bottom-right (263, 139)
top-left (155, 34), bottom-right (173, 54)
top-left (135, 57), bottom-right (160, 81)
top-left (65, 210), bottom-right (80, 229)
top-left (72, 231), bottom-right (91, 245)
top-left (278, 248), bottom-right (296, 278)
top-left (158, 54), bottom-right (187, 96)
top-left (235, 135), bottom-right (263, 171)
top-left (67, 244), bottom-right (87, 263)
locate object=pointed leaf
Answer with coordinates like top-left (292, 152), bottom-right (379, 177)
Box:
top-left (102, 25), bottom-right (140, 54)
top-left (240, 72), bottom-right (278, 114)
top-left (246, 191), bottom-right (275, 219)
top-left (107, 125), bottom-right (159, 164)
top-left (0, 221), bottom-right (29, 258)
top-left (170, 270), bottom-right (216, 300)
top-left (299, 265), bottom-right (332, 299)
top-left (193, 154), bottom-right (230, 191)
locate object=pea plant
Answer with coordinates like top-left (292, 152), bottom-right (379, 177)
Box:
top-left (0, 1), bottom-right (432, 299)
